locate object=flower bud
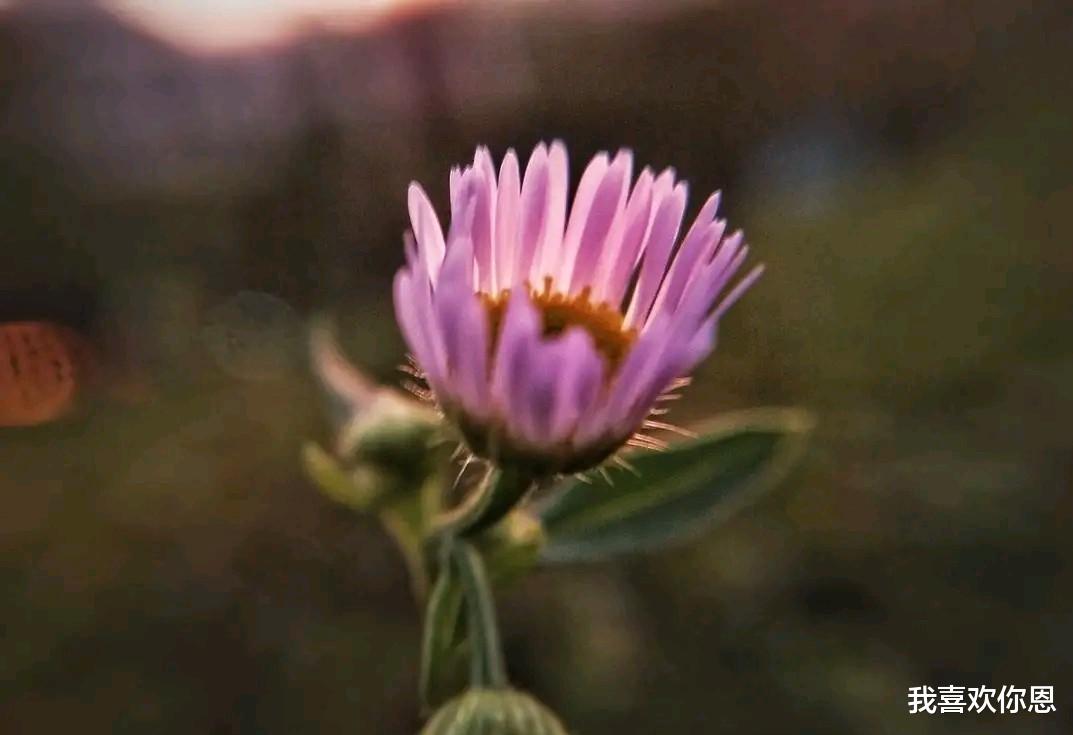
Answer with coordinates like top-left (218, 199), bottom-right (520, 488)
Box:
top-left (306, 323), bottom-right (446, 510)
top-left (478, 511), bottom-right (545, 587)
top-left (335, 387), bottom-right (441, 474)
top-left (420, 689), bottom-right (568, 735)
top-left (313, 324), bottom-right (446, 472)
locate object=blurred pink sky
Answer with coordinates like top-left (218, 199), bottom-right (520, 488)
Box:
top-left (6, 1), bottom-right (662, 53)
top-left (105, 0), bottom-right (453, 51)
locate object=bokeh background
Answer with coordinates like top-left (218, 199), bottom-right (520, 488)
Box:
top-left (2, 0), bottom-right (1072, 732)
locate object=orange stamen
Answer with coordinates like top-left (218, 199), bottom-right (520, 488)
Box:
top-left (480, 279), bottom-right (637, 372)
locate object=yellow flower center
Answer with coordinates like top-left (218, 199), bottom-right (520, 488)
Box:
top-left (481, 277), bottom-right (637, 372)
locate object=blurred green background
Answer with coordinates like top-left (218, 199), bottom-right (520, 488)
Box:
top-left (1, 0), bottom-right (1072, 732)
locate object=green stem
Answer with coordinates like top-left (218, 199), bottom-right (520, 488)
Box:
top-left (418, 553), bottom-right (463, 711)
top-left (451, 539), bottom-right (508, 688)
top-left (434, 466), bottom-right (535, 538)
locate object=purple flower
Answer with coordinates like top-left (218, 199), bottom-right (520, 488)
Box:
top-left (394, 142), bottom-right (763, 475)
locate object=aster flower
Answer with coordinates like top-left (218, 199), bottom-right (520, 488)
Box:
top-left (394, 142), bottom-right (763, 477)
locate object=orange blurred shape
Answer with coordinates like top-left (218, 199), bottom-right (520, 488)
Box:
top-left (0, 321), bottom-right (97, 427)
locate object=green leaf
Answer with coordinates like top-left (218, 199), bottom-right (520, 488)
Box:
top-left (539, 408), bottom-right (814, 562)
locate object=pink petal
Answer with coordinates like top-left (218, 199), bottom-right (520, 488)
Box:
top-left (449, 166), bottom-right (463, 218)
top-left (548, 327), bottom-right (604, 442)
top-left (611, 168), bottom-right (677, 308)
top-left (713, 263), bottom-right (765, 320)
top-left (402, 231), bottom-right (419, 270)
top-left (618, 314), bottom-right (720, 432)
top-left (532, 140), bottom-right (570, 285)
top-left (673, 234), bottom-right (749, 332)
top-left (515, 143), bottom-right (549, 287)
top-left (434, 234), bottom-right (489, 417)
top-left (593, 166), bottom-right (654, 305)
top-left (682, 315), bottom-right (718, 371)
top-left (490, 288), bottom-right (541, 423)
top-left (649, 191), bottom-right (721, 310)
top-left (444, 176), bottom-right (480, 290)
top-left (706, 229), bottom-right (746, 279)
top-left (608, 316), bottom-right (695, 435)
top-left (494, 149), bottom-right (521, 293)
top-left (393, 264), bottom-right (446, 393)
top-left (567, 149), bottom-right (633, 294)
top-left (649, 216), bottom-right (726, 320)
top-left (550, 150), bottom-right (608, 283)
top-left (407, 182), bottom-right (447, 282)
top-left (463, 165), bottom-right (497, 294)
top-left (573, 312), bottom-right (668, 446)
top-left (624, 180), bottom-right (688, 328)
top-left (518, 341), bottom-right (560, 443)
top-left (474, 146), bottom-right (498, 186)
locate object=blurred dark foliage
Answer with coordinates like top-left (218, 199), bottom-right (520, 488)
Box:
top-left (1, 1), bottom-right (1072, 733)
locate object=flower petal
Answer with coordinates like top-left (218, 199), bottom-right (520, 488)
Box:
top-left (494, 149), bottom-right (521, 292)
top-left (593, 166), bottom-right (654, 305)
top-left (435, 235), bottom-right (490, 417)
top-left (491, 288), bottom-right (541, 421)
top-left (713, 263), bottom-right (765, 320)
top-left (518, 340), bottom-right (561, 443)
top-left (474, 148), bottom-right (499, 290)
top-left (407, 182), bottom-right (446, 282)
top-left (675, 231), bottom-right (749, 329)
top-left (449, 166), bottom-right (463, 219)
top-left (515, 143), bottom-right (550, 287)
top-left (650, 217), bottom-right (725, 321)
top-left (607, 314), bottom-right (692, 434)
top-left (532, 140), bottom-right (570, 285)
top-left (393, 263), bottom-right (446, 393)
top-left (573, 311), bottom-right (669, 446)
top-left (464, 161), bottom-right (497, 294)
top-left (567, 149), bottom-right (632, 294)
top-left (551, 150), bottom-right (609, 283)
top-left (648, 192), bottom-right (723, 318)
top-left (443, 177), bottom-right (480, 290)
top-left (547, 327), bottom-right (605, 443)
top-left (624, 179), bottom-right (688, 328)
